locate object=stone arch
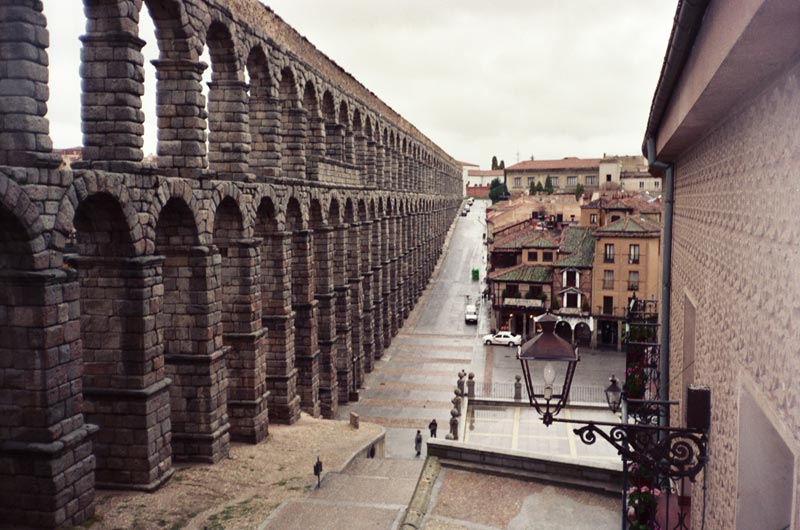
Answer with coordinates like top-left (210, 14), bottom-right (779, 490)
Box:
top-left (208, 183), bottom-right (251, 239)
top-left (0, 177), bottom-right (46, 271)
top-left (247, 44), bottom-right (279, 176)
top-left (338, 100), bottom-right (354, 164)
top-left (279, 66), bottom-right (306, 179)
top-left (0, 178), bottom-right (95, 527)
top-left (575, 322), bottom-right (592, 347)
top-left (69, 189), bottom-right (174, 489)
top-left (555, 320), bottom-right (573, 343)
top-left (303, 80), bottom-right (324, 180)
top-left (147, 179), bottom-right (203, 248)
top-left (321, 90), bottom-right (341, 162)
top-left (204, 19), bottom-right (249, 175)
top-left (55, 173), bottom-right (142, 255)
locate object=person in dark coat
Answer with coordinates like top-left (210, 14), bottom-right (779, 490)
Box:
top-left (414, 430), bottom-right (422, 456)
top-left (428, 419), bottom-right (438, 438)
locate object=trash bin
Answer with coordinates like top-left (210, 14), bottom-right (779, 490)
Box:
top-left (471, 268), bottom-right (479, 281)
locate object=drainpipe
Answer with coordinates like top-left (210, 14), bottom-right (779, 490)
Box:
top-left (646, 137), bottom-right (673, 431)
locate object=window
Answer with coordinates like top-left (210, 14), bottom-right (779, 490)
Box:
top-left (610, 215), bottom-right (621, 222)
top-left (514, 177), bottom-right (521, 187)
top-left (639, 181), bottom-right (645, 189)
top-left (542, 252), bottom-right (553, 262)
top-left (566, 293), bottom-right (579, 308)
top-left (654, 180), bottom-right (660, 189)
top-left (565, 270), bottom-right (577, 288)
top-left (550, 176), bottom-right (559, 187)
top-left (589, 214), bottom-right (597, 225)
top-left (586, 175), bottom-right (597, 186)
top-left (628, 271), bottom-right (639, 291)
top-left (527, 251), bottom-right (538, 261)
top-left (506, 284), bottom-right (519, 297)
top-left (602, 296), bottom-right (613, 315)
top-left (629, 244), bottom-right (640, 264)
top-left (603, 270), bottom-right (614, 290)
top-left (604, 243), bottom-right (615, 263)
top-left (567, 176), bottom-right (577, 187)
top-left (606, 174), bottom-right (612, 182)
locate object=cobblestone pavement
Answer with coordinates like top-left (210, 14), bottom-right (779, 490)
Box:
top-left (423, 467), bottom-right (618, 530)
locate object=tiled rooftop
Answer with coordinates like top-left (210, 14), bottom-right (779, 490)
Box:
top-left (490, 264), bottom-right (552, 283)
top-left (506, 157), bottom-right (602, 172)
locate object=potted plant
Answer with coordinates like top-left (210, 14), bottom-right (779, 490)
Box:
top-left (624, 364), bottom-right (647, 399)
top-left (627, 485), bottom-right (662, 529)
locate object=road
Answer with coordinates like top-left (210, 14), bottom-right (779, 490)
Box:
top-left (338, 199), bottom-right (625, 458)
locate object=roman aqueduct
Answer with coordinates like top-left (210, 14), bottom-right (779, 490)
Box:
top-left (0, 0), bottom-right (462, 527)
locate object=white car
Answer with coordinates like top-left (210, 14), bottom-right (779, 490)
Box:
top-left (465, 304), bottom-right (478, 324)
top-left (482, 331), bottom-right (522, 347)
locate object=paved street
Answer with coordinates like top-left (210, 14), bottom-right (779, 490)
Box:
top-left (338, 200), bottom-right (625, 459)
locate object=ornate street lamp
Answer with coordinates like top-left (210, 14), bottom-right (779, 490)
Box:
top-left (605, 374), bottom-right (623, 414)
top-left (516, 313), bottom-right (579, 426)
top-left (520, 350), bottom-right (710, 480)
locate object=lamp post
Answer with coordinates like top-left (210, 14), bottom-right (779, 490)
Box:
top-left (516, 313), bottom-right (579, 426)
top-left (518, 314), bottom-right (710, 480)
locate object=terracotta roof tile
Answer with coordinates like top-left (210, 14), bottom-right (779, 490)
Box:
top-left (595, 215), bottom-right (661, 235)
top-left (489, 264), bottom-right (552, 283)
top-left (506, 157), bottom-right (601, 172)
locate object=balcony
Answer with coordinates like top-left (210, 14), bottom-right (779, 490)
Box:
top-left (628, 257), bottom-right (640, 265)
top-left (596, 305), bottom-right (627, 318)
top-left (628, 283), bottom-right (639, 291)
top-left (602, 281), bottom-right (614, 290)
top-left (604, 256), bottom-right (615, 264)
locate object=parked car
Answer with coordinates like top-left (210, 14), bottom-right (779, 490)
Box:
top-left (482, 331), bottom-right (521, 346)
top-left (464, 304), bottom-right (478, 324)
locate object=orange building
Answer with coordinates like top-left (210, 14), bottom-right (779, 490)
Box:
top-left (591, 216), bottom-right (661, 349)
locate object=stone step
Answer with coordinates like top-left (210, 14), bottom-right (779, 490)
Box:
top-left (342, 456), bottom-right (425, 480)
top-left (261, 457), bottom-right (423, 530)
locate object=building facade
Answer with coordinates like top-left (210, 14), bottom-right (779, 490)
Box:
top-left (643, 0), bottom-right (800, 528)
top-left (505, 157), bottom-right (601, 195)
top-left (0, 1), bottom-right (461, 528)
top-left (590, 216), bottom-right (661, 350)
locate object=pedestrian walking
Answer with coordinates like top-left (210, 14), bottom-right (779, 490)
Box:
top-left (414, 430), bottom-right (422, 456)
top-left (428, 419), bottom-right (438, 438)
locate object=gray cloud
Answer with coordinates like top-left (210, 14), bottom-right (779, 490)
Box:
top-left (43, 1), bottom-right (677, 168)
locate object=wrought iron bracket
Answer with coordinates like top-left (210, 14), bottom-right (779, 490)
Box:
top-left (554, 418), bottom-right (708, 480)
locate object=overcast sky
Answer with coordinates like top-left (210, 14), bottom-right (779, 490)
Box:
top-left (45, 1), bottom-right (677, 168)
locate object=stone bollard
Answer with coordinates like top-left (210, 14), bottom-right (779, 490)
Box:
top-left (457, 372), bottom-right (466, 396)
top-left (449, 408), bottom-right (459, 440)
top-left (467, 372), bottom-right (475, 398)
top-left (453, 389), bottom-right (462, 416)
top-left (514, 375), bottom-right (522, 401)
top-left (350, 411), bottom-right (360, 429)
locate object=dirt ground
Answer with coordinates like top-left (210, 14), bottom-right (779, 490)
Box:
top-left (76, 414), bottom-right (383, 530)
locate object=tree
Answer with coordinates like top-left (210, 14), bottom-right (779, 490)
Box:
top-left (491, 156), bottom-right (498, 170)
top-left (544, 176), bottom-right (554, 194)
top-left (535, 182), bottom-right (544, 194)
top-left (489, 177), bottom-right (508, 204)
top-left (498, 160), bottom-right (505, 170)
top-left (574, 183), bottom-right (585, 200)
top-left (529, 180), bottom-right (537, 196)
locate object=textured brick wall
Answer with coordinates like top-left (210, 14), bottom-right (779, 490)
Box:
top-left (669, 58), bottom-right (800, 528)
top-left (0, 0), bottom-right (463, 527)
